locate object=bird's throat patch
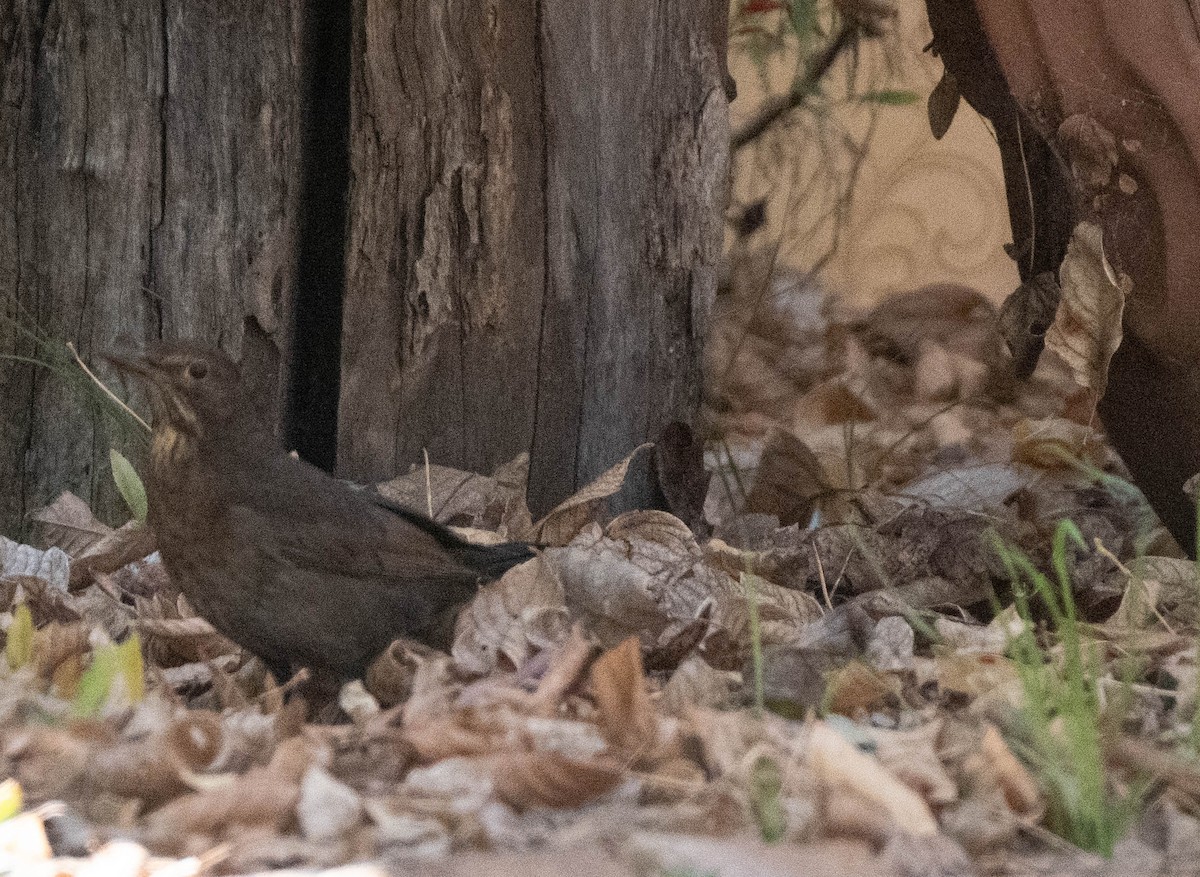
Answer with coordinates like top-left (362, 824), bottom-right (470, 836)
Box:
top-left (150, 424), bottom-right (195, 474)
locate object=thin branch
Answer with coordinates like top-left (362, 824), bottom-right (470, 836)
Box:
top-left (731, 23), bottom-right (860, 154)
top-left (66, 342), bottom-right (151, 432)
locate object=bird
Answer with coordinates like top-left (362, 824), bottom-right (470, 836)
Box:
top-left (106, 341), bottom-right (534, 684)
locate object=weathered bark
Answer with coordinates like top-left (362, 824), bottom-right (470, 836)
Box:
top-left (925, 0), bottom-right (1200, 553)
top-left (0, 0), bottom-right (304, 536)
top-left (342, 0), bottom-right (729, 515)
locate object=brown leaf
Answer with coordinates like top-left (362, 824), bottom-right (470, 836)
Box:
top-left (31, 620), bottom-right (90, 683)
top-left (69, 521), bottom-right (157, 588)
top-left (980, 724), bottom-right (1041, 816)
top-left (364, 638), bottom-right (440, 707)
top-left (1044, 222), bottom-right (1129, 394)
top-left (87, 711), bottom-right (224, 808)
top-left (824, 660), bottom-right (899, 716)
top-left (998, 271), bottom-right (1060, 379)
top-left (376, 453), bottom-right (532, 536)
top-left (29, 491), bottom-right (113, 556)
top-left (1058, 114), bottom-right (1119, 190)
top-left (808, 721), bottom-right (938, 836)
top-left (533, 444), bottom-right (652, 545)
top-left (590, 637), bottom-right (657, 759)
top-left (745, 429), bottom-right (828, 527)
top-left (927, 68), bottom-right (960, 139)
top-left (488, 751), bottom-right (624, 810)
top-left (452, 556), bottom-right (568, 675)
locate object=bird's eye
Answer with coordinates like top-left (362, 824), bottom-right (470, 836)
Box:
top-left (187, 360), bottom-right (208, 380)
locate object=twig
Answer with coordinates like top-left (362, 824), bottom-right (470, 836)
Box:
top-left (731, 23), bottom-right (859, 153)
top-left (65, 341), bottom-right (151, 432)
top-left (423, 448), bottom-right (434, 518)
top-left (814, 542), bottom-right (833, 610)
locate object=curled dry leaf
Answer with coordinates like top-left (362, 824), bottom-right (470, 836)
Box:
top-left (1044, 221), bottom-right (1130, 395)
top-left (488, 750), bottom-right (624, 811)
top-left (376, 452), bottom-right (532, 537)
top-left (871, 721), bottom-right (957, 808)
top-left (30, 491), bottom-right (112, 557)
top-left (296, 765), bottom-right (364, 841)
top-left (141, 734), bottom-right (320, 853)
top-left (136, 597), bottom-right (239, 668)
top-left (1011, 417), bottom-right (1108, 471)
top-left (998, 271), bottom-right (1060, 379)
top-left (549, 510), bottom-right (816, 652)
top-left (452, 556), bottom-right (569, 676)
top-left (589, 637), bottom-right (659, 761)
top-left (362, 638), bottom-right (442, 708)
top-left (1058, 114), bottom-right (1119, 190)
top-left (87, 711), bottom-right (223, 808)
top-left (661, 655), bottom-right (742, 715)
top-left (824, 660), bottom-right (900, 717)
top-left (980, 724), bottom-right (1041, 816)
top-left (3, 726), bottom-right (94, 801)
top-left (532, 444), bottom-right (652, 546)
top-left (744, 429), bottom-right (828, 527)
top-left (807, 721), bottom-right (938, 836)
top-left (69, 522), bottom-right (157, 588)
top-left (31, 620), bottom-right (90, 684)
top-left (29, 492), bottom-right (156, 590)
top-left (526, 624), bottom-right (594, 714)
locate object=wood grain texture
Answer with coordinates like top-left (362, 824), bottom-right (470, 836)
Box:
top-left (342, 0), bottom-right (729, 515)
top-left (0, 0), bottom-right (303, 536)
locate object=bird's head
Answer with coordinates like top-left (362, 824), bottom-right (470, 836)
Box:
top-left (107, 342), bottom-right (246, 441)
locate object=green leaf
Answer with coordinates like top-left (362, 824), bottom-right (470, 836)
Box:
top-left (0, 779), bottom-right (22, 822)
top-left (116, 633), bottom-right (145, 704)
top-left (749, 755), bottom-right (787, 843)
top-left (859, 89), bottom-right (921, 106)
top-left (74, 635), bottom-right (145, 718)
top-left (74, 645), bottom-right (118, 717)
top-left (6, 604), bottom-right (33, 671)
top-left (110, 448), bottom-right (148, 523)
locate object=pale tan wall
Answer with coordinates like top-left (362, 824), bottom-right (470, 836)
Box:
top-left (728, 0), bottom-right (1019, 310)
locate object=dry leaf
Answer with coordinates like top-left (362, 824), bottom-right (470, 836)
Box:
top-left (824, 661), bottom-right (899, 716)
top-left (808, 721), bottom-right (938, 836)
top-left (376, 453), bottom-right (531, 536)
top-left (980, 724), bottom-right (1040, 815)
top-left (1044, 222), bottom-right (1130, 394)
top-left (30, 491), bottom-right (112, 556)
top-left (364, 638), bottom-right (440, 707)
top-left (296, 765), bottom-right (364, 841)
top-left (1012, 417), bottom-right (1107, 470)
top-left (453, 556), bottom-right (568, 675)
top-left (998, 271), bottom-right (1060, 378)
top-left (533, 444), bottom-right (652, 545)
top-left (745, 429), bottom-right (828, 527)
top-left (488, 751), bottom-right (624, 811)
top-left (928, 68), bottom-right (960, 139)
top-left (1058, 114), bottom-right (1119, 190)
top-left (590, 637), bottom-right (657, 759)
top-left (872, 721), bottom-right (957, 807)
top-left (69, 521), bottom-right (157, 588)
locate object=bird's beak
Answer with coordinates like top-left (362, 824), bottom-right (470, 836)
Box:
top-left (104, 351), bottom-right (160, 382)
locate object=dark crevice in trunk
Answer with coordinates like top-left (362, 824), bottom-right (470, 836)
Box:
top-left (285, 0), bottom-right (350, 471)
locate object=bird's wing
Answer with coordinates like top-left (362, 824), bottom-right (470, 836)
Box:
top-left (223, 454), bottom-right (484, 589)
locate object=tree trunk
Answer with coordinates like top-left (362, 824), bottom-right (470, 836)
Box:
top-left (925, 0), bottom-right (1200, 554)
top-left (341, 0), bottom-right (729, 515)
top-left (0, 0), bottom-right (304, 536)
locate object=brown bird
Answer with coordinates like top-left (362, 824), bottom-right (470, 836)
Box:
top-left (107, 341), bottom-right (533, 684)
